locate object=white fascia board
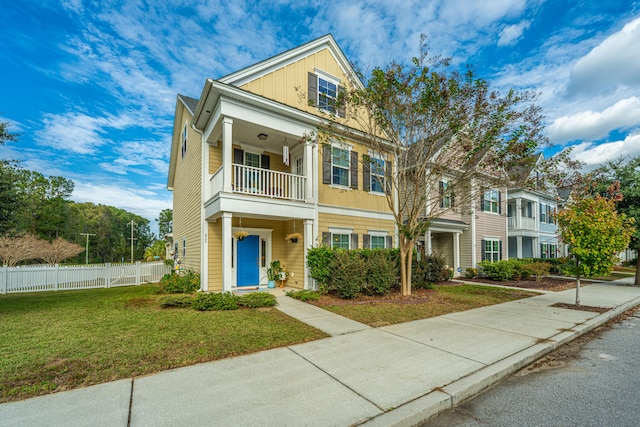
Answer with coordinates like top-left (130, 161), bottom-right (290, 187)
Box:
top-left (317, 204), bottom-right (395, 221)
top-left (220, 97), bottom-right (312, 137)
top-left (205, 193), bottom-right (316, 221)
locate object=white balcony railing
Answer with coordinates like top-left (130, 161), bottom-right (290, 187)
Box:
top-left (208, 164), bottom-right (306, 202)
top-left (508, 216), bottom-right (537, 230)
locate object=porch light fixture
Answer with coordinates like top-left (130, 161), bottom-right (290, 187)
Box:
top-left (258, 133), bottom-right (268, 140)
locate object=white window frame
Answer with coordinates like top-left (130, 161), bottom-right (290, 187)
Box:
top-left (331, 145), bottom-right (351, 188)
top-left (440, 179), bottom-right (452, 208)
top-left (181, 124), bottom-right (187, 158)
top-left (484, 238), bottom-right (500, 262)
top-left (315, 69), bottom-right (340, 114)
top-left (329, 227), bottom-right (352, 250)
top-left (370, 156), bottom-right (386, 194)
top-left (369, 231), bottom-right (388, 249)
top-left (483, 190), bottom-right (499, 213)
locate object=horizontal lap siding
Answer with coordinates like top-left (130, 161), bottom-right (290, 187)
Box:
top-left (318, 213), bottom-right (395, 248)
top-left (173, 106), bottom-right (202, 272)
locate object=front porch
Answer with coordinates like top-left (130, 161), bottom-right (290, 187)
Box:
top-left (205, 214), bottom-right (315, 293)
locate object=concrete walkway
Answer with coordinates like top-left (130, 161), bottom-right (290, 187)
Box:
top-left (2, 280), bottom-right (639, 427)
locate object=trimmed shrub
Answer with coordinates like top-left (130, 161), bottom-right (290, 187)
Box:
top-left (522, 261), bottom-right (551, 282)
top-left (158, 270), bottom-right (200, 294)
top-left (286, 290), bottom-right (321, 302)
top-left (192, 292), bottom-right (240, 311)
top-left (479, 260), bottom-right (520, 281)
top-left (306, 246), bottom-right (335, 290)
top-left (465, 267), bottom-right (478, 279)
top-left (362, 249), bottom-right (397, 296)
top-left (158, 295), bottom-right (194, 308)
top-left (238, 292), bottom-right (277, 308)
top-left (413, 253), bottom-right (450, 288)
top-left (329, 250), bottom-right (366, 299)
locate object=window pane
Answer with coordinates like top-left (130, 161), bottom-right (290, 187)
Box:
top-left (333, 167), bottom-right (349, 186)
top-left (332, 147), bottom-right (349, 167)
top-left (245, 152), bottom-right (260, 168)
top-left (371, 176), bottom-right (384, 193)
top-left (332, 233), bottom-right (349, 249)
top-left (371, 235), bottom-right (386, 249)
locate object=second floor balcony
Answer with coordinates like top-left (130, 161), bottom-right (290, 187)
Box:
top-left (210, 163), bottom-right (307, 202)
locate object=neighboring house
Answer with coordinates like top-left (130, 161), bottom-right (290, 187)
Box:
top-left (506, 156), bottom-right (560, 260)
top-left (168, 35), bottom-right (396, 292)
top-left (419, 182), bottom-right (508, 276)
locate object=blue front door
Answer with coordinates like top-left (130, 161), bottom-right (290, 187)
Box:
top-left (237, 235), bottom-right (260, 287)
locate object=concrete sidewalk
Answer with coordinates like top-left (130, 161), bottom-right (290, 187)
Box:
top-left (2, 281), bottom-right (639, 427)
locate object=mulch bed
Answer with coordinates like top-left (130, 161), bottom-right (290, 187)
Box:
top-left (310, 287), bottom-right (438, 306)
top-left (464, 277), bottom-right (577, 292)
top-left (552, 302), bottom-right (609, 313)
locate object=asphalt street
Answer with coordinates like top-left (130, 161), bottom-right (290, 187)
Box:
top-left (424, 308), bottom-right (640, 427)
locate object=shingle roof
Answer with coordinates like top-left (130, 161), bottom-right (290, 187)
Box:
top-left (178, 94), bottom-right (199, 115)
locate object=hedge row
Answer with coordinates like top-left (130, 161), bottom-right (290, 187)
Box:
top-left (307, 247), bottom-right (451, 299)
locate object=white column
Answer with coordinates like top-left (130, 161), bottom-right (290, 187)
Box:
top-left (453, 232), bottom-right (460, 277)
top-left (221, 212), bottom-right (233, 292)
top-left (222, 117), bottom-right (233, 193)
top-left (426, 230), bottom-right (432, 254)
top-left (303, 219), bottom-right (314, 290)
top-left (304, 141), bottom-right (313, 203)
top-left (517, 235), bottom-right (523, 259)
top-left (515, 198), bottom-right (522, 229)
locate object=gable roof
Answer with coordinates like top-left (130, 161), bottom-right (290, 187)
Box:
top-left (178, 94), bottom-right (199, 115)
top-left (218, 34), bottom-right (361, 90)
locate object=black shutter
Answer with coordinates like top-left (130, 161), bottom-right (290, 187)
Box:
top-left (350, 151), bottom-right (358, 189)
top-left (363, 160), bottom-right (371, 192)
top-left (481, 239), bottom-right (486, 261)
top-left (499, 241), bottom-right (503, 260)
top-left (385, 161), bottom-right (392, 195)
top-left (308, 72), bottom-right (318, 107)
top-left (233, 148), bottom-right (244, 164)
top-left (386, 235), bottom-right (393, 248)
top-left (322, 232), bottom-right (331, 246)
top-left (363, 234), bottom-right (370, 249)
top-left (498, 191), bottom-right (502, 214)
top-left (350, 233), bottom-right (358, 249)
top-left (322, 145), bottom-right (331, 185)
top-left (261, 154), bottom-right (270, 170)
top-left (337, 85), bottom-right (346, 117)
top-left (439, 181), bottom-right (444, 208)
top-left (480, 193), bottom-right (485, 211)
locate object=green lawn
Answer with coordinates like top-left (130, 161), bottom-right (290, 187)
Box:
top-left (314, 284), bottom-right (539, 327)
top-left (0, 285), bottom-right (326, 403)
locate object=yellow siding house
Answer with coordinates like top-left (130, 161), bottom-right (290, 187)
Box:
top-left (168, 35), bottom-right (397, 292)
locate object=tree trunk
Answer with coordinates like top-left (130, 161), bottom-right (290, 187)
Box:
top-left (635, 254), bottom-right (640, 287)
top-left (575, 275), bottom-right (581, 307)
top-left (399, 237), bottom-right (413, 296)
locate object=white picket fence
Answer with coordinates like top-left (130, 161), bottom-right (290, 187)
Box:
top-left (0, 261), bottom-right (171, 294)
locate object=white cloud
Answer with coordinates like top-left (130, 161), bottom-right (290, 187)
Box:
top-left (73, 180), bottom-right (172, 224)
top-left (546, 97), bottom-right (640, 143)
top-left (568, 17), bottom-right (640, 96)
top-left (569, 133), bottom-right (640, 168)
top-left (36, 112), bottom-right (136, 154)
top-left (498, 20), bottom-right (531, 46)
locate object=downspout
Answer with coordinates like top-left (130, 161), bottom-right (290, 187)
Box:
top-left (191, 123), bottom-right (208, 292)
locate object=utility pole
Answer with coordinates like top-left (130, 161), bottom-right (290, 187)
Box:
top-left (128, 220), bottom-right (136, 263)
top-left (80, 233), bottom-right (95, 264)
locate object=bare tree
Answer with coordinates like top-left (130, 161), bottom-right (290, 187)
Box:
top-left (318, 36), bottom-right (551, 295)
top-left (0, 234), bottom-right (45, 266)
top-left (40, 238), bottom-right (84, 265)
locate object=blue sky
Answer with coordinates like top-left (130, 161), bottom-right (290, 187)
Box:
top-left (1, 0), bottom-right (639, 235)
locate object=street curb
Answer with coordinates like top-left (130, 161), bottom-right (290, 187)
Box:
top-left (361, 295), bottom-right (640, 427)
